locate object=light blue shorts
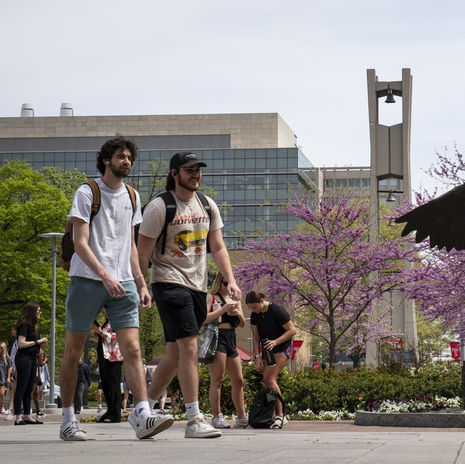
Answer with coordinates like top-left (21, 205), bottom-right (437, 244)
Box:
top-left (65, 277), bottom-right (140, 333)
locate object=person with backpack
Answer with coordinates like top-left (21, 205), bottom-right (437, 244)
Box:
top-left (245, 290), bottom-right (296, 429)
top-left (59, 136), bottom-right (173, 441)
top-left (138, 151), bottom-right (242, 438)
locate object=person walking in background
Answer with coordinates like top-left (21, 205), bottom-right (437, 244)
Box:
top-left (13, 302), bottom-right (48, 425)
top-left (74, 357), bottom-right (91, 414)
top-left (121, 372), bottom-right (130, 414)
top-left (5, 325), bottom-right (18, 419)
top-left (93, 310), bottom-right (123, 422)
top-left (205, 272), bottom-right (248, 429)
top-left (59, 136), bottom-right (173, 441)
top-left (31, 349), bottom-right (47, 419)
top-left (0, 342), bottom-right (12, 415)
top-left (95, 367), bottom-right (103, 413)
top-left (138, 151), bottom-right (242, 438)
top-left (246, 291), bottom-right (296, 429)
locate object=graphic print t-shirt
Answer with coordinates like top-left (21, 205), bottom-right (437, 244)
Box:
top-left (139, 192), bottom-right (223, 292)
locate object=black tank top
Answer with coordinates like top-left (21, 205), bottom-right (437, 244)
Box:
top-left (215, 293), bottom-right (239, 328)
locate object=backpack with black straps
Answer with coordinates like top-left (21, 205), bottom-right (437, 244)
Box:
top-left (58, 180), bottom-right (136, 271)
top-left (248, 388), bottom-right (286, 429)
top-left (156, 190), bottom-right (212, 255)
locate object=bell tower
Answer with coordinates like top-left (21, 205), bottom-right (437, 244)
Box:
top-left (365, 68), bottom-right (419, 366)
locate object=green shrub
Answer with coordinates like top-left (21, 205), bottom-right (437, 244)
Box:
top-left (195, 360), bottom-right (462, 414)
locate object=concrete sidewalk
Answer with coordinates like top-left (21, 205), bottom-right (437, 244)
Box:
top-left (2, 410), bottom-right (465, 463)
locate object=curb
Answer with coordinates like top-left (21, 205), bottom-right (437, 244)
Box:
top-left (355, 409), bottom-right (465, 428)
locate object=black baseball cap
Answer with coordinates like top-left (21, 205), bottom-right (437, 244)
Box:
top-left (169, 151), bottom-right (207, 170)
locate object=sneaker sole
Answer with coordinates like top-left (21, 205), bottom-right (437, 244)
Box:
top-left (131, 415), bottom-right (174, 440)
top-left (59, 433), bottom-right (87, 441)
top-left (185, 430), bottom-right (222, 438)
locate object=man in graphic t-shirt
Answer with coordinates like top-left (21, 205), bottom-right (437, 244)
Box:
top-left (138, 151), bottom-right (242, 438)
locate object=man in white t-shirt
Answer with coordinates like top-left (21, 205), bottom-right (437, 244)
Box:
top-left (59, 136), bottom-right (173, 441)
top-left (138, 151), bottom-right (242, 438)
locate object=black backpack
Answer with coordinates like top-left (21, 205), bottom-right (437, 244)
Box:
top-left (248, 388), bottom-right (286, 429)
top-left (156, 190), bottom-right (212, 255)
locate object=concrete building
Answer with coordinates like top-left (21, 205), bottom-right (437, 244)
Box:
top-left (0, 108), bottom-right (315, 249)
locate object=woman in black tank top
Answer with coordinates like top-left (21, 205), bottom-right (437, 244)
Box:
top-left (203, 272), bottom-right (248, 429)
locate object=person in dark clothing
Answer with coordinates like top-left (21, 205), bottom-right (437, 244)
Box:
top-left (246, 291), bottom-right (296, 429)
top-left (74, 357), bottom-right (91, 414)
top-left (92, 308), bottom-right (123, 423)
top-left (13, 302), bottom-right (48, 425)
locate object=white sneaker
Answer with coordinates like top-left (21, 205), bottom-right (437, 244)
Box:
top-left (128, 409), bottom-right (174, 439)
top-left (6, 411), bottom-right (14, 421)
top-left (211, 414), bottom-right (231, 429)
top-left (185, 413), bottom-right (222, 438)
top-left (60, 421), bottom-right (87, 441)
top-left (97, 406), bottom-right (103, 413)
top-left (271, 416), bottom-right (288, 429)
top-left (234, 416), bottom-right (249, 428)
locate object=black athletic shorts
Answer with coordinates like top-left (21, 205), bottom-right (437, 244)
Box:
top-left (216, 328), bottom-right (238, 358)
top-left (152, 282), bottom-right (207, 343)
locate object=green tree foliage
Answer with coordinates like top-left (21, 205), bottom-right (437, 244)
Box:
top-left (0, 161), bottom-right (73, 352)
top-left (416, 314), bottom-right (452, 365)
top-left (41, 167), bottom-right (87, 201)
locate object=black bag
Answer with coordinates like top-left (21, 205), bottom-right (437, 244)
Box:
top-left (248, 388), bottom-right (285, 429)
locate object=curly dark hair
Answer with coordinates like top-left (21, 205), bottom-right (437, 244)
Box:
top-left (96, 136), bottom-right (138, 175)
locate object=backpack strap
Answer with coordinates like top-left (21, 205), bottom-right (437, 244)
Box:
top-left (215, 293), bottom-right (227, 305)
top-left (196, 191), bottom-right (211, 253)
top-left (85, 180), bottom-right (100, 224)
top-left (196, 191), bottom-right (211, 219)
top-left (125, 183), bottom-right (137, 217)
top-left (157, 191), bottom-right (177, 255)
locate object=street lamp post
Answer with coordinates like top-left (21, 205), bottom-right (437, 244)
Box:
top-left (39, 232), bottom-right (63, 409)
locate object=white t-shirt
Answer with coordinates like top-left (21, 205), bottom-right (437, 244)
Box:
top-left (68, 178), bottom-right (142, 281)
top-left (139, 191), bottom-right (223, 292)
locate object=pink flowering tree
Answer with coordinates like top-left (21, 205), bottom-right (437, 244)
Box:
top-left (401, 146), bottom-right (465, 341)
top-left (235, 193), bottom-right (419, 367)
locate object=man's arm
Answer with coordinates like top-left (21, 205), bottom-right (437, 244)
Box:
top-left (129, 228), bottom-right (151, 308)
top-left (137, 233), bottom-right (157, 277)
top-left (73, 218), bottom-right (126, 298)
top-left (208, 228), bottom-right (242, 301)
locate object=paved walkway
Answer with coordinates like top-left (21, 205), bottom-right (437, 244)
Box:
top-left (2, 409), bottom-right (465, 463)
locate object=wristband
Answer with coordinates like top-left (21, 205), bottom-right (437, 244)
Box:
top-left (134, 274), bottom-right (144, 281)
top-left (254, 354), bottom-right (261, 359)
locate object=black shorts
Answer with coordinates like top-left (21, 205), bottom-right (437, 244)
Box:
top-left (152, 282), bottom-right (207, 343)
top-left (216, 328), bottom-right (238, 358)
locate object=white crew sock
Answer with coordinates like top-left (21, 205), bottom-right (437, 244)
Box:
top-left (62, 406), bottom-right (76, 425)
top-left (148, 397), bottom-right (156, 411)
top-left (185, 401), bottom-right (200, 420)
top-left (135, 401), bottom-right (151, 423)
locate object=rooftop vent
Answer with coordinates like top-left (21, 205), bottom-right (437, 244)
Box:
top-left (20, 103), bottom-right (34, 117)
top-left (60, 103), bottom-right (74, 116)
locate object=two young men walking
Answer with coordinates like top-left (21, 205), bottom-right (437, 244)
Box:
top-left (60, 138), bottom-right (240, 440)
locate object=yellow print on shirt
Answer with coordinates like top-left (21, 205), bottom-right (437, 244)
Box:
top-left (173, 229), bottom-right (208, 252)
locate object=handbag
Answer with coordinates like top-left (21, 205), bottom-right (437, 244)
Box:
top-left (198, 322), bottom-right (218, 365)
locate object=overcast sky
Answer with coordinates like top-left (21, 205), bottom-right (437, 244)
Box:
top-left (2, 1), bottom-right (464, 194)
